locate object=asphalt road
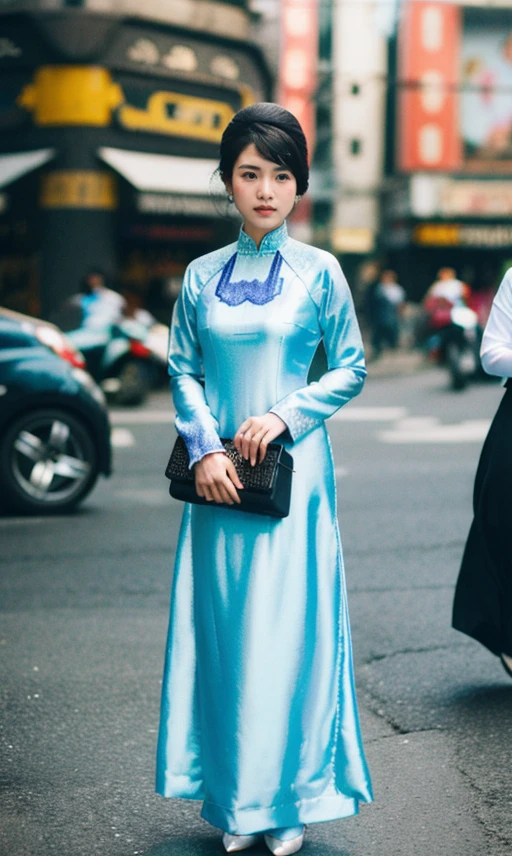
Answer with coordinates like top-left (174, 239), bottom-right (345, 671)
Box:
top-left (1, 367), bottom-right (510, 856)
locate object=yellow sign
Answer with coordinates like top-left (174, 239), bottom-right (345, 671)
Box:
top-left (414, 224), bottom-right (459, 246)
top-left (17, 65), bottom-right (254, 141)
top-left (331, 227), bottom-right (375, 254)
top-left (118, 91), bottom-right (235, 142)
top-left (18, 67), bottom-right (123, 126)
top-left (40, 171), bottom-right (117, 210)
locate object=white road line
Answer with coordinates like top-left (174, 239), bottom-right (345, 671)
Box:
top-left (111, 428), bottom-right (136, 448)
top-left (112, 488), bottom-right (170, 505)
top-left (110, 406), bottom-right (409, 425)
top-left (110, 410), bottom-right (174, 424)
top-left (380, 418), bottom-right (491, 444)
top-left (332, 406), bottom-right (408, 422)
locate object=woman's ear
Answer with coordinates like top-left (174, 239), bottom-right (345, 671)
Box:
top-left (223, 177), bottom-right (233, 199)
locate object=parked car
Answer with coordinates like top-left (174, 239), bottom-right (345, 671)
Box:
top-left (0, 308), bottom-right (112, 513)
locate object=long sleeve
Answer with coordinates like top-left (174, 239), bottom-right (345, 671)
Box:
top-left (480, 269), bottom-right (512, 378)
top-left (169, 265), bottom-right (226, 468)
top-left (269, 255), bottom-right (366, 442)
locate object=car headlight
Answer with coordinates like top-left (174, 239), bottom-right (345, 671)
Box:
top-left (71, 368), bottom-right (107, 407)
top-left (36, 325), bottom-right (86, 368)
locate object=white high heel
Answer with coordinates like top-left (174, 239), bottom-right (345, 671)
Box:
top-left (222, 832), bottom-right (261, 852)
top-left (263, 830), bottom-right (305, 855)
top-left (500, 652), bottom-right (512, 678)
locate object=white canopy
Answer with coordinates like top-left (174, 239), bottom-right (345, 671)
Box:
top-left (97, 147), bottom-right (221, 196)
top-left (0, 149), bottom-right (55, 190)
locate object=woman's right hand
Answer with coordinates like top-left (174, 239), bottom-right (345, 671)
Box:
top-left (194, 452), bottom-right (244, 505)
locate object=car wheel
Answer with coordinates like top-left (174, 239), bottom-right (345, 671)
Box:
top-left (0, 409), bottom-right (99, 514)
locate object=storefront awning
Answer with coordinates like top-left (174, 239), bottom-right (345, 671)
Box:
top-left (0, 149), bottom-right (56, 190)
top-left (97, 147), bottom-right (221, 196)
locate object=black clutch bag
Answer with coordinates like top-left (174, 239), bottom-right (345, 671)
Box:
top-left (165, 435), bottom-right (294, 518)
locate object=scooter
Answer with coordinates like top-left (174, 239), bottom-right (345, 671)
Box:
top-left (424, 303), bottom-right (481, 391)
top-left (68, 319), bottom-right (160, 406)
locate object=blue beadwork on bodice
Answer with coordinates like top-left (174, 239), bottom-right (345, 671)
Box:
top-left (214, 221), bottom-right (288, 307)
top-left (215, 251), bottom-right (284, 307)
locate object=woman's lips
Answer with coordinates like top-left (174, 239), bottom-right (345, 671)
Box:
top-left (254, 207), bottom-right (276, 216)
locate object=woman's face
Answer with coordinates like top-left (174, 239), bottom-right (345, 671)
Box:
top-left (226, 143), bottom-right (297, 244)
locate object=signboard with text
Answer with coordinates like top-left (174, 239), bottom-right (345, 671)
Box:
top-left (397, 4), bottom-right (512, 174)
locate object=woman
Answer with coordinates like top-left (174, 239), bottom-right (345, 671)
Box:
top-left (452, 268), bottom-right (512, 679)
top-left (156, 103), bottom-right (373, 855)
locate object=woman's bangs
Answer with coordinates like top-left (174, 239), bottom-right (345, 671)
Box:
top-left (251, 127), bottom-right (296, 174)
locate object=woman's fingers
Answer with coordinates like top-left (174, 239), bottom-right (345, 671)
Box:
top-left (249, 427), bottom-right (267, 466)
top-left (234, 419), bottom-right (251, 455)
top-left (258, 432), bottom-right (273, 463)
top-left (209, 483), bottom-right (224, 504)
top-left (226, 460), bottom-right (244, 491)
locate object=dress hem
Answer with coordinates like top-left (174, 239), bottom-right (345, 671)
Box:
top-left (156, 777), bottom-right (371, 835)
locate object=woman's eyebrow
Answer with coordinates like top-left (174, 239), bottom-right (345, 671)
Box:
top-left (236, 164), bottom-right (290, 171)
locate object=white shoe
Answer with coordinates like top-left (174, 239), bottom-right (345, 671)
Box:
top-left (500, 652), bottom-right (512, 678)
top-left (222, 832), bottom-right (261, 852)
top-left (263, 830), bottom-right (305, 855)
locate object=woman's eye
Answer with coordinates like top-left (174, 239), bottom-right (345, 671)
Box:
top-left (276, 173), bottom-right (291, 181)
top-left (241, 171), bottom-right (257, 179)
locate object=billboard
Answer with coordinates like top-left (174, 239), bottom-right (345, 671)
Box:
top-left (461, 20), bottom-right (512, 171)
top-left (398, 3), bottom-right (512, 174)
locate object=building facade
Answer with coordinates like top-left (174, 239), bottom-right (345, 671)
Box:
top-left (384, 0), bottom-right (512, 301)
top-left (0, 0), bottom-right (270, 318)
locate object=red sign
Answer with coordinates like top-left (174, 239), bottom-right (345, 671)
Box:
top-left (278, 0), bottom-right (318, 229)
top-left (278, 0), bottom-right (318, 160)
top-left (398, 1), bottom-right (462, 172)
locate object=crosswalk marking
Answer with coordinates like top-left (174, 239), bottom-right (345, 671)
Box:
top-left (111, 428), bottom-right (136, 448)
top-left (332, 406), bottom-right (408, 422)
top-left (380, 418), bottom-right (491, 444)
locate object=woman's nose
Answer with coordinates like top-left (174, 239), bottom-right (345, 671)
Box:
top-left (258, 179), bottom-right (274, 199)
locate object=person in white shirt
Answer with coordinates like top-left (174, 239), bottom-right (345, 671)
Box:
top-left (452, 268), bottom-right (512, 679)
top-left (424, 267), bottom-right (471, 309)
top-left (479, 268), bottom-right (512, 376)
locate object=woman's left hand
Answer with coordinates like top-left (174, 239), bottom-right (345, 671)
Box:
top-left (234, 413), bottom-right (288, 466)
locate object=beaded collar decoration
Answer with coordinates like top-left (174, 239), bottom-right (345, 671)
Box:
top-left (236, 221), bottom-right (288, 256)
top-left (215, 252), bottom-right (284, 307)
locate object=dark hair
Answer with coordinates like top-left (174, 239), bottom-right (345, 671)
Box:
top-left (219, 102), bottom-right (309, 196)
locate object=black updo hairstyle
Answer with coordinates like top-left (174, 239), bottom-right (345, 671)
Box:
top-left (219, 102), bottom-right (309, 197)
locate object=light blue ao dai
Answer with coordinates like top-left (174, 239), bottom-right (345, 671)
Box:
top-left (156, 221), bottom-right (373, 835)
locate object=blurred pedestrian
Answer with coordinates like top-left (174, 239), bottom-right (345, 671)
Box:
top-left (424, 267), bottom-right (471, 313)
top-left (452, 267), bottom-right (512, 679)
top-left (78, 268), bottom-right (126, 329)
top-left (156, 103), bottom-right (373, 855)
top-left (367, 269), bottom-right (405, 359)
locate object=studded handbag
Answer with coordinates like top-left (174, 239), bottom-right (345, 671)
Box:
top-left (165, 435), bottom-right (294, 518)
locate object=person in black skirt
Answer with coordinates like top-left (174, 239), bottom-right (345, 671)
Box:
top-left (452, 268), bottom-right (512, 678)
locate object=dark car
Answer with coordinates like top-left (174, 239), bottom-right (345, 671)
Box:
top-left (0, 308), bottom-right (112, 513)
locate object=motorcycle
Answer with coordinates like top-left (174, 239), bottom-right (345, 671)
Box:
top-left (423, 300), bottom-right (481, 391)
top-left (67, 318), bottom-right (166, 406)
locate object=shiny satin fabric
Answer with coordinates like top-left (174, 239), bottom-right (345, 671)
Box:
top-left (156, 221), bottom-right (373, 834)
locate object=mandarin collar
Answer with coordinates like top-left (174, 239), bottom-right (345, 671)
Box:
top-left (237, 221), bottom-right (288, 256)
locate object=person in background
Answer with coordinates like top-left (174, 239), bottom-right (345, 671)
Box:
top-left (79, 269), bottom-right (126, 329)
top-left (424, 267), bottom-right (471, 311)
top-left (367, 269), bottom-right (405, 359)
top-left (452, 267), bottom-right (512, 679)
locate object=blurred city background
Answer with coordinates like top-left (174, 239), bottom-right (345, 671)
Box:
top-left (1, 0), bottom-right (511, 321)
top-left (2, 3), bottom-right (512, 856)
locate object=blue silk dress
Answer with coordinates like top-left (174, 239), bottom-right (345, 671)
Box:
top-left (156, 221), bottom-right (373, 835)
